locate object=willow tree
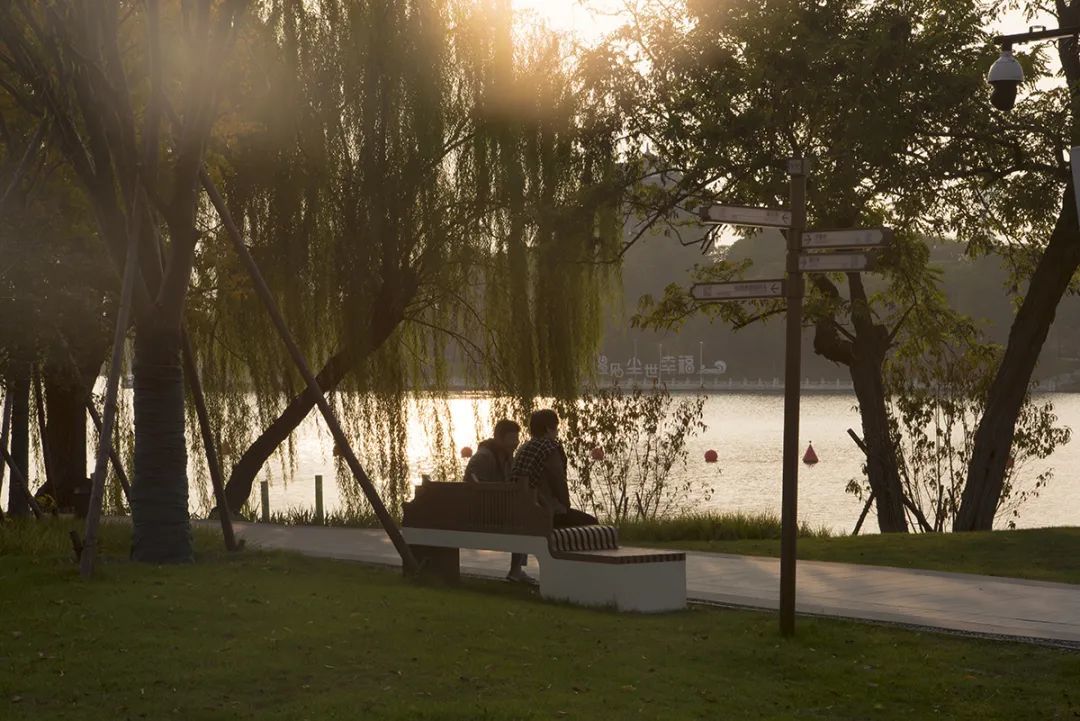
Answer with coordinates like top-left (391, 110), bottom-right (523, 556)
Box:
top-left (0, 2), bottom-right (245, 559)
top-left (0, 69), bottom-right (114, 517)
top-left (597, 0), bottom-right (1004, 532)
top-left (187, 0), bottom-right (624, 513)
top-left (0, 91), bottom-right (38, 517)
top-left (0, 133), bottom-right (112, 515)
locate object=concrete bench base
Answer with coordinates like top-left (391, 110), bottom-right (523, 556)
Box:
top-left (402, 527), bottom-right (686, 613)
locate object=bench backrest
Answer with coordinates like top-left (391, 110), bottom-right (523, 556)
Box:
top-left (403, 478), bottom-right (553, 536)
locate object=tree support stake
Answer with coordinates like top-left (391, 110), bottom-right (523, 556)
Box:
top-left (198, 167), bottom-right (419, 576)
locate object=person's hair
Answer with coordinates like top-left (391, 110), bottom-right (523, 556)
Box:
top-left (528, 409), bottom-right (559, 436)
top-left (493, 419), bottom-right (520, 438)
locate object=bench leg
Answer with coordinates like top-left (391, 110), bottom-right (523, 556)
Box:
top-left (409, 545), bottom-right (460, 584)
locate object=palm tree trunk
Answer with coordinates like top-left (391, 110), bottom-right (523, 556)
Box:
top-left (130, 319), bottom-right (192, 562)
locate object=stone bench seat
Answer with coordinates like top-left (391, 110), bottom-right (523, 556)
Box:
top-left (401, 478), bottom-right (686, 613)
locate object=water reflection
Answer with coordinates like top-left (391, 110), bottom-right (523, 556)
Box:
top-left (210, 392), bottom-right (1079, 534)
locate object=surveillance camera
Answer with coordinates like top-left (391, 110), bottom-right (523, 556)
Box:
top-left (987, 48), bottom-right (1024, 111)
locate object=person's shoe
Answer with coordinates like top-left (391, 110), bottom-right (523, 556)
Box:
top-left (506, 568), bottom-right (538, 586)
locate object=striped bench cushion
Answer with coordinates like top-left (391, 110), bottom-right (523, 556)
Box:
top-left (549, 525), bottom-right (619, 553)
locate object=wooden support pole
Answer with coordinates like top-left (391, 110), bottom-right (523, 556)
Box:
top-left (180, 328), bottom-right (239, 550)
top-left (0, 393), bottom-right (11, 518)
top-left (315, 474), bottom-right (324, 525)
top-left (779, 160), bottom-right (807, 637)
top-left (198, 167), bottom-right (419, 575)
top-left (846, 429), bottom-right (876, 536)
top-left (260, 480), bottom-right (270, 523)
top-left (85, 402), bottom-right (132, 504)
top-left (0, 445), bottom-right (44, 519)
top-left (851, 491), bottom-right (876, 536)
top-left (846, 427), bottom-right (934, 534)
top-left (80, 189), bottom-right (141, 578)
top-left (32, 371), bottom-right (54, 503)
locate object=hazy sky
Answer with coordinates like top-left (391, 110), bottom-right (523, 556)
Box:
top-left (510, 0), bottom-right (625, 43)
top-left (512, 1), bottom-right (1057, 48)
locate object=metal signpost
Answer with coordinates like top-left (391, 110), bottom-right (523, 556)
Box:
top-left (697, 159), bottom-right (891, 636)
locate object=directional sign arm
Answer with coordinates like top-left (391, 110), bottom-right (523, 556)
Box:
top-left (801, 227), bottom-right (894, 250)
top-left (797, 252), bottom-right (876, 273)
top-left (691, 279), bottom-right (786, 301)
top-left (699, 204), bottom-right (792, 228)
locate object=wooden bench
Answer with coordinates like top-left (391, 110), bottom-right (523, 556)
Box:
top-left (401, 478), bottom-right (686, 612)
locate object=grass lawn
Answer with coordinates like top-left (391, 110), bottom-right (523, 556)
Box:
top-left (633, 527), bottom-right (1080, 584)
top-left (2, 520), bottom-right (1079, 720)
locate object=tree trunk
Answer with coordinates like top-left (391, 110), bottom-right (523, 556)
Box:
top-left (811, 274), bottom-right (908, 533)
top-left (6, 363), bottom-right (31, 517)
top-left (130, 319), bottom-right (192, 562)
top-left (956, 184), bottom-right (1080, 531)
top-left (41, 373), bottom-right (89, 514)
top-left (848, 347), bottom-right (908, 533)
top-left (221, 278), bottom-right (410, 514)
top-left (223, 345), bottom-right (355, 513)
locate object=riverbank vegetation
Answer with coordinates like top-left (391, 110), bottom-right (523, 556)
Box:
top-left (3, 521), bottom-right (1078, 721)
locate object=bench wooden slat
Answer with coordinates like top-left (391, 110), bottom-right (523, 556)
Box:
top-left (404, 479), bottom-right (552, 536)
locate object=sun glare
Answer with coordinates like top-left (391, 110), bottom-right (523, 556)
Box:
top-left (511, 0), bottom-right (626, 45)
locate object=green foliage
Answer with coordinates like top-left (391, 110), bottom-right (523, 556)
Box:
top-left (554, 384), bottom-right (710, 522)
top-left (619, 511), bottom-right (830, 543)
top-left (264, 505), bottom-right (383, 528)
top-left (607, 0), bottom-right (996, 340)
top-left (593, 0), bottom-right (1078, 533)
top-left (188, 1), bottom-right (626, 513)
top-left (879, 320), bottom-right (1071, 531)
top-left (0, 88), bottom-right (112, 391)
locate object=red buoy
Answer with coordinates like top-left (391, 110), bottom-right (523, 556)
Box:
top-left (704, 449), bottom-right (718, 463)
top-left (802, 442), bottom-right (818, 466)
top-left (591, 447), bottom-right (605, 461)
top-left (460, 446), bottom-right (473, 459)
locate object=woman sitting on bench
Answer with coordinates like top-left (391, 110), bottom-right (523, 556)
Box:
top-left (511, 409), bottom-right (598, 529)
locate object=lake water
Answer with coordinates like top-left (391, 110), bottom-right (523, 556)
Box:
top-left (2, 390), bottom-right (1071, 533)
top-left (224, 392), bottom-right (1080, 534)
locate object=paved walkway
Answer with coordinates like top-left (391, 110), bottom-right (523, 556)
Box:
top-left (216, 521), bottom-right (1080, 646)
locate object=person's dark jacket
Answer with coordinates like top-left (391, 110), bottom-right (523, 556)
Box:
top-left (463, 439), bottom-right (512, 484)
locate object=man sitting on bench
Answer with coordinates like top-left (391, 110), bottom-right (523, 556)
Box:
top-left (463, 419), bottom-right (535, 585)
top-left (511, 409), bottom-right (598, 529)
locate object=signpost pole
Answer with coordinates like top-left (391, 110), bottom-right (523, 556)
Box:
top-left (780, 159), bottom-right (808, 637)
